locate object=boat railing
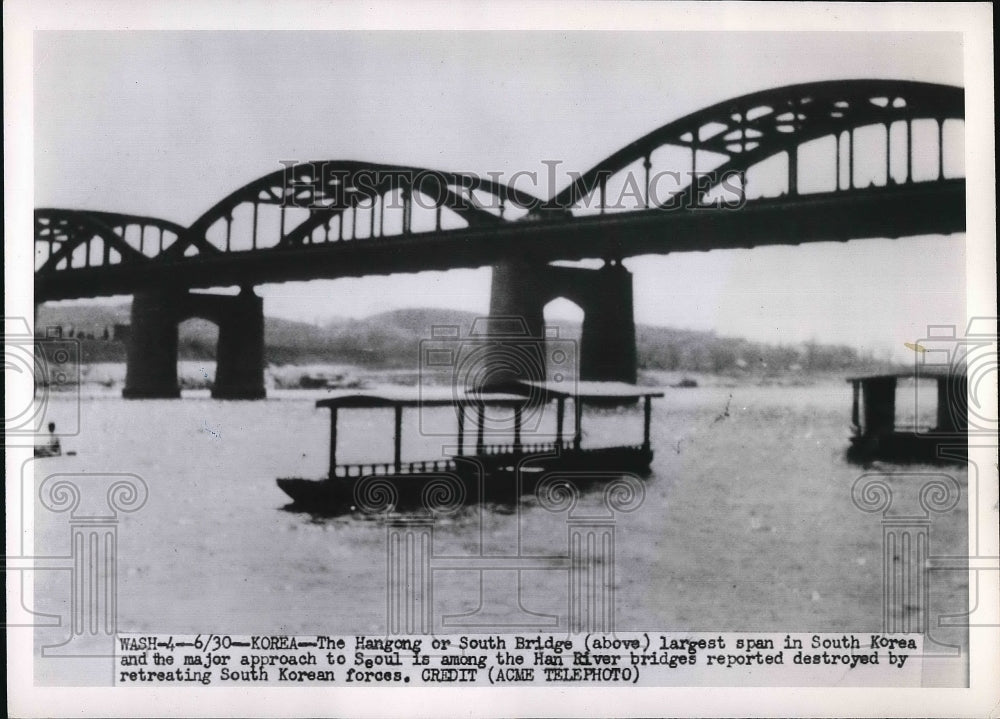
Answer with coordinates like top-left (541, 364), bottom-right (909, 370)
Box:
top-left (329, 445), bottom-right (560, 478)
top-left (472, 441), bottom-right (646, 456)
top-left (578, 443), bottom-right (647, 453)
top-left (473, 440), bottom-right (562, 456)
top-left (332, 459), bottom-right (459, 479)
top-left (330, 442), bottom-right (652, 479)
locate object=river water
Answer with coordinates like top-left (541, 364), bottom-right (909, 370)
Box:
top-left (28, 382), bottom-right (968, 682)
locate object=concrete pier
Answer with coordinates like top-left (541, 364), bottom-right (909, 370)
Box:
top-left (123, 286), bottom-right (265, 400)
top-left (123, 289), bottom-right (181, 399)
top-left (487, 260), bottom-right (637, 386)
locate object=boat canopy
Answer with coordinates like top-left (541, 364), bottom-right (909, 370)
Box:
top-left (316, 387), bottom-right (529, 409)
top-left (846, 368), bottom-right (967, 436)
top-left (313, 381), bottom-right (665, 476)
top-left (315, 381), bottom-right (665, 410)
top-left (845, 367), bottom-right (966, 383)
top-left (516, 380), bottom-right (664, 400)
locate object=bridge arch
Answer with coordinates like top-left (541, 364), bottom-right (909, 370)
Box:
top-left (174, 160), bottom-right (547, 259)
top-left (547, 79), bottom-right (964, 214)
top-left (34, 209), bottom-right (188, 273)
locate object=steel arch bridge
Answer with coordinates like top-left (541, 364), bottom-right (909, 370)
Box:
top-left (35, 80), bottom-right (965, 301)
top-left (35, 79), bottom-right (965, 303)
top-left (33, 79), bottom-right (966, 397)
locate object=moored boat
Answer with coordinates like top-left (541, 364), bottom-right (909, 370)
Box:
top-left (846, 368), bottom-right (967, 464)
top-left (277, 380), bottom-right (663, 515)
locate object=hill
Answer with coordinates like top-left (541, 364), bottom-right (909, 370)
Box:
top-left (35, 302), bottom-right (890, 376)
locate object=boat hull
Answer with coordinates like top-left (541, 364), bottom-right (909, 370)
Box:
top-left (278, 446), bottom-right (653, 516)
top-left (847, 432), bottom-right (967, 465)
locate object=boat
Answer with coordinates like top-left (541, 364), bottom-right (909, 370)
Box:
top-left (277, 380), bottom-right (664, 515)
top-left (34, 423), bottom-right (62, 458)
top-left (846, 368), bottom-right (967, 464)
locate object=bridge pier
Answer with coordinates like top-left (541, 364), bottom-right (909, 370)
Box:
top-left (212, 287), bottom-right (266, 400)
top-left (486, 260), bottom-right (637, 387)
top-left (123, 290), bottom-right (181, 399)
top-left (123, 287), bottom-right (265, 400)
top-left (579, 262), bottom-right (637, 383)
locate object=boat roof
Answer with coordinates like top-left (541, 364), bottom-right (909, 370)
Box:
top-left (516, 380), bottom-right (665, 400)
top-left (846, 366), bottom-right (967, 383)
top-left (315, 386), bottom-right (528, 409)
top-left (315, 381), bottom-right (664, 409)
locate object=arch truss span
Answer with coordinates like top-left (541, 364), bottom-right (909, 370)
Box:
top-left (548, 79), bottom-right (965, 216)
top-left (180, 160), bottom-right (549, 258)
top-left (34, 209), bottom-right (194, 276)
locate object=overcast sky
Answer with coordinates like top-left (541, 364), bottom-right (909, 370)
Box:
top-left (35, 31), bottom-right (966, 357)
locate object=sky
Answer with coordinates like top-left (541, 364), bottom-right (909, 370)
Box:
top-left (34, 31), bottom-right (967, 358)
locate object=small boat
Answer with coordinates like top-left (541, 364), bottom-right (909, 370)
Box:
top-left (34, 423), bottom-right (62, 458)
top-left (33, 444), bottom-right (62, 458)
top-left (298, 372), bottom-right (370, 390)
top-left (277, 380), bottom-right (663, 515)
top-left (846, 368), bottom-right (967, 464)
top-left (298, 374), bottom-right (333, 389)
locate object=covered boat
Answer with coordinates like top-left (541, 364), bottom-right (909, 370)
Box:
top-left (846, 368), bottom-right (968, 464)
top-left (277, 380), bottom-right (663, 514)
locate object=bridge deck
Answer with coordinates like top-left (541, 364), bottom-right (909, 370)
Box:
top-left (36, 180), bottom-right (965, 301)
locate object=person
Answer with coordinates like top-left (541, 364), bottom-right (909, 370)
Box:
top-left (34, 422), bottom-right (62, 458)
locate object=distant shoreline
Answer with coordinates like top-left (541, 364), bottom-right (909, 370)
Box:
top-left (37, 304), bottom-right (908, 381)
top-left (50, 360), bottom-right (869, 394)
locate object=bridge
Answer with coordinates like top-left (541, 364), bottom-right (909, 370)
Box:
top-left (34, 80), bottom-right (966, 398)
